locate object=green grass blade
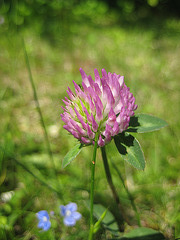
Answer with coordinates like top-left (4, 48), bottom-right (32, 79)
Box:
top-left (62, 143), bottom-right (82, 168)
top-left (93, 208), bottom-right (108, 233)
top-left (13, 157), bottom-right (61, 195)
top-left (22, 38), bottom-right (55, 170)
top-left (110, 159), bottom-right (141, 227)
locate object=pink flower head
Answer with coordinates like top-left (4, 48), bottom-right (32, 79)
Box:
top-left (61, 68), bottom-right (137, 147)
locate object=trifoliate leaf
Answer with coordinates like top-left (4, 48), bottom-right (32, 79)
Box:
top-left (127, 113), bottom-right (168, 133)
top-left (115, 227), bottom-right (165, 240)
top-left (114, 133), bottom-right (145, 170)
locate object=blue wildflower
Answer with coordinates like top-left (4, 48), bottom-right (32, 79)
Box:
top-left (36, 210), bottom-right (51, 231)
top-left (60, 202), bottom-right (82, 226)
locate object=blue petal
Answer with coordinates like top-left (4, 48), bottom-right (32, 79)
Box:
top-left (36, 210), bottom-right (49, 220)
top-left (64, 216), bottom-right (76, 226)
top-left (66, 202), bottom-right (77, 212)
top-left (72, 211), bottom-right (82, 220)
top-left (38, 221), bottom-right (44, 229)
top-left (38, 220), bottom-right (51, 231)
top-left (60, 205), bottom-right (66, 216)
top-left (43, 221), bottom-right (51, 231)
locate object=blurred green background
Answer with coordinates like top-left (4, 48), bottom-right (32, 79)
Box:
top-left (0, 0), bottom-right (180, 239)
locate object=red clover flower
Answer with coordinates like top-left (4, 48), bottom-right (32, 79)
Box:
top-left (61, 69), bottom-right (137, 147)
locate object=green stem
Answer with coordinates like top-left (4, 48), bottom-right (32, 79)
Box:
top-left (111, 159), bottom-right (141, 227)
top-left (101, 146), bottom-right (130, 231)
top-left (88, 133), bottom-right (99, 240)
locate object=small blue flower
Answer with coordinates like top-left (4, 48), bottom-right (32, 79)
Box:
top-left (60, 202), bottom-right (82, 226)
top-left (36, 210), bottom-right (51, 231)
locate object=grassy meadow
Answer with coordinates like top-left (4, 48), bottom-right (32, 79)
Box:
top-left (0, 3), bottom-right (180, 239)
